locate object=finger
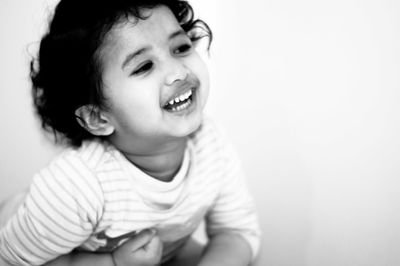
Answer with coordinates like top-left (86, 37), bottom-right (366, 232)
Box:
top-left (143, 234), bottom-right (163, 257)
top-left (121, 229), bottom-right (156, 252)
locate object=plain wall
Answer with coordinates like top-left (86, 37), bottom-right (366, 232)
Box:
top-left (1, 0), bottom-right (400, 265)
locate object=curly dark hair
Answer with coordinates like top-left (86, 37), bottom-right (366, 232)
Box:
top-left (31, 0), bottom-right (212, 147)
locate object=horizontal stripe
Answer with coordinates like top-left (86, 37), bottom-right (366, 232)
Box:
top-left (0, 118), bottom-right (260, 265)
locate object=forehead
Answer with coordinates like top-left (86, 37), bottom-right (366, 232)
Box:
top-left (102, 5), bottom-right (181, 54)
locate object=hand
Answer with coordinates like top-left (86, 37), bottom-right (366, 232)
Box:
top-left (112, 229), bottom-right (163, 266)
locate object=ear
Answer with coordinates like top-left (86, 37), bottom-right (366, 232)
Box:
top-left (75, 105), bottom-right (115, 136)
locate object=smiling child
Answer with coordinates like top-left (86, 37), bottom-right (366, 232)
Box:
top-left (0, 1), bottom-right (261, 265)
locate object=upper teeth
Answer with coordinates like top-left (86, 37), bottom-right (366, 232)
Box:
top-left (168, 89), bottom-right (192, 105)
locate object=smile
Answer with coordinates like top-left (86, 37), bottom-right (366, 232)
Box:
top-left (163, 88), bottom-right (194, 112)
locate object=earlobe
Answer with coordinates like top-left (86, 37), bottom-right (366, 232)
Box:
top-left (75, 105), bottom-right (115, 136)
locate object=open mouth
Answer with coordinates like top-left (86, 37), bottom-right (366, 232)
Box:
top-left (163, 88), bottom-right (194, 112)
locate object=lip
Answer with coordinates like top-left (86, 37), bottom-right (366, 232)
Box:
top-left (163, 87), bottom-right (197, 114)
top-left (163, 87), bottom-right (195, 108)
top-left (162, 76), bottom-right (200, 108)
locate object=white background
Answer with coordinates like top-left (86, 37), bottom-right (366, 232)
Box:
top-left (1, 0), bottom-right (400, 265)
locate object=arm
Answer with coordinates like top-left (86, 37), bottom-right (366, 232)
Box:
top-left (1, 242), bottom-right (114, 266)
top-left (0, 156), bottom-right (103, 265)
top-left (198, 233), bottom-right (252, 266)
top-left (44, 229), bottom-right (162, 266)
top-left (199, 124), bottom-right (261, 266)
top-left (201, 168), bottom-right (260, 266)
top-left (44, 253), bottom-right (114, 266)
top-left (0, 255), bottom-right (13, 266)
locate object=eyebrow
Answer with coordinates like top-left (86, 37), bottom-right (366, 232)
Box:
top-left (121, 47), bottom-right (149, 70)
top-left (169, 29), bottom-right (187, 40)
top-left (121, 29), bottom-right (188, 70)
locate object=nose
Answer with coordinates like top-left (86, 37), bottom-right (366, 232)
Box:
top-left (164, 57), bottom-right (189, 85)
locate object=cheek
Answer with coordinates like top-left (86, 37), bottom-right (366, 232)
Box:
top-left (107, 87), bottom-right (159, 122)
top-left (109, 100), bottom-right (156, 134)
top-left (197, 60), bottom-right (210, 104)
top-left (110, 80), bottom-right (159, 107)
top-left (189, 56), bottom-right (210, 91)
top-left (199, 64), bottom-right (210, 89)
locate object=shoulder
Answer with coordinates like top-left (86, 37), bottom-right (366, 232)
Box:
top-left (190, 116), bottom-right (233, 155)
top-left (50, 139), bottom-right (116, 172)
top-left (188, 116), bottom-right (240, 173)
top-left (27, 140), bottom-right (112, 223)
top-left (32, 139), bottom-right (118, 198)
top-left (190, 116), bottom-right (225, 147)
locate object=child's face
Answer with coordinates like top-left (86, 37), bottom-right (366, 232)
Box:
top-left (99, 5), bottom-right (209, 148)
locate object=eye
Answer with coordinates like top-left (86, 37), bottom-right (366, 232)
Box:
top-left (174, 43), bottom-right (193, 55)
top-left (131, 61), bottom-right (153, 76)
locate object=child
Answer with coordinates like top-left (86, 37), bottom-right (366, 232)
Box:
top-left (0, 0), bottom-right (261, 265)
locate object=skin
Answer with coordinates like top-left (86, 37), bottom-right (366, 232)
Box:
top-left (0, 5), bottom-right (254, 266)
top-left (88, 5), bottom-right (210, 181)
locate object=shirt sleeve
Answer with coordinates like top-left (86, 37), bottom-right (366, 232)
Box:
top-left (205, 125), bottom-right (262, 261)
top-left (0, 154), bottom-right (104, 266)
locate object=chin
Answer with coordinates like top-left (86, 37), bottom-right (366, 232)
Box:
top-left (172, 114), bottom-right (203, 138)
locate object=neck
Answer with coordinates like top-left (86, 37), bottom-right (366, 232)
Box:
top-left (115, 137), bottom-right (187, 182)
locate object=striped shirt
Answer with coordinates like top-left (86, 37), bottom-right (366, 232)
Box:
top-left (0, 118), bottom-right (261, 265)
